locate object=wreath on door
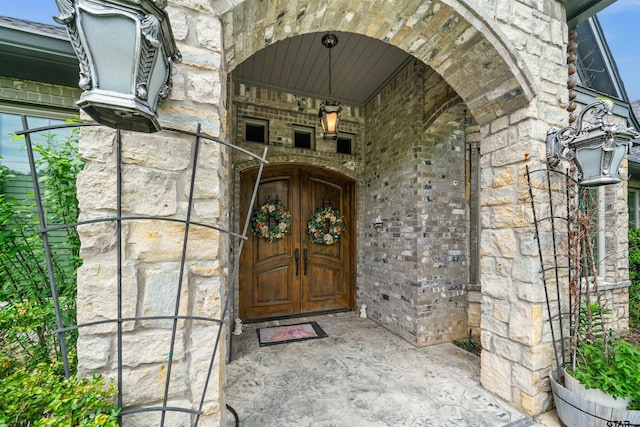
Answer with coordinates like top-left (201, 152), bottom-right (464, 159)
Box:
top-left (307, 207), bottom-right (344, 245)
top-left (250, 198), bottom-right (292, 243)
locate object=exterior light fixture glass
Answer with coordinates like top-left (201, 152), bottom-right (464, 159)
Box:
top-left (318, 33), bottom-right (342, 140)
top-left (546, 99), bottom-right (639, 187)
top-left (55, 0), bottom-right (182, 133)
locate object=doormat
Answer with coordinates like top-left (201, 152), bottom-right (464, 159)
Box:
top-left (257, 321), bottom-right (328, 346)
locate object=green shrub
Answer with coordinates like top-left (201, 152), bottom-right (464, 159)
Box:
top-left (0, 361), bottom-right (119, 426)
top-left (0, 123), bottom-right (119, 425)
top-left (0, 127), bottom-right (82, 367)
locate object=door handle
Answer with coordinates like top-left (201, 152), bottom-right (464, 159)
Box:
top-left (294, 248), bottom-right (300, 276)
top-left (303, 248), bottom-right (308, 276)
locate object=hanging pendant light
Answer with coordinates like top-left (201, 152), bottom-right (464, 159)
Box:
top-left (318, 33), bottom-right (342, 140)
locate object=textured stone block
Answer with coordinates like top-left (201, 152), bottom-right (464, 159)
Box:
top-left (512, 256), bottom-right (540, 284)
top-left (122, 329), bottom-right (185, 368)
top-left (78, 220), bottom-right (117, 254)
top-left (191, 275), bottom-right (222, 318)
top-left (78, 165), bottom-right (179, 216)
top-left (188, 325), bottom-right (222, 413)
top-left (127, 220), bottom-right (220, 262)
top-left (78, 126), bottom-right (116, 162)
top-left (521, 342), bottom-right (554, 371)
top-left (121, 363), bottom-right (188, 406)
top-left (76, 261), bottom-right (137, 333)
top-left (186, 168), bottom-right (221, 199)
top-left (76, 334), bottom-right (111, 372)
top-left (481, 351), bottom-right (512, 401)
top-left (481, 276), bottom-right (511, 300)
top-left (196, 15), bottom-right (223, 50)
top-left (140, 262), bottom-right (189, 328)
top-left (122, 133), bottom-right (192, 171)
top-left (188, 72), bottom-right (222, 105)
top-left (509, 303), bottom-right (542, 346)
top-left (520, 390), bottom-right (554, 416)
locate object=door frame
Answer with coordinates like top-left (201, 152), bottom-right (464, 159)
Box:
top-left (236, 162), bottom-right (357, 321)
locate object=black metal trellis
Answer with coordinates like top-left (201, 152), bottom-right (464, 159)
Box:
top-left (16, 118), bottom-right (268, 426)
top-left (525, 165), bottom-right (575, 375)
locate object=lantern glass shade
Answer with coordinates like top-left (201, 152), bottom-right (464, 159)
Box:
top-left (55, 0), bottom-right (180, 133)
top-left (80, 13), bottom-right (137, 93)
top-left (319, 100), bottom-right (342, 140)
top-left (573, 130), bottom-right (632, 187)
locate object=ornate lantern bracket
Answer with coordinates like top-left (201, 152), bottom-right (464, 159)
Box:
top-left (55, 0), bottom-right (182, 133)
top-left (546, 99), bottom-right (639, 186)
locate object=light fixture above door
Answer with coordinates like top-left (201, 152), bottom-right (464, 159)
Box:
top-left (318, 33), bottom-right (342, 140)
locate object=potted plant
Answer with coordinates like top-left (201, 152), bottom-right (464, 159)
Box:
top-left (563, 302), bottom-right (640, 409)
top-left (547, 188), bottom-right (640, 426)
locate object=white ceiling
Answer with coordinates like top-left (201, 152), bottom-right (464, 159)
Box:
top-left (231, 31), bottom-right (414, 107)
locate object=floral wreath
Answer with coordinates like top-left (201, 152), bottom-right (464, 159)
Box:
top-left (251, 198), bottom-right (292, 243)
top-left (307, 207), bottom-right (344, 245)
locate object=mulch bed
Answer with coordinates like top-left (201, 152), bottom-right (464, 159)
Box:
top-left (453, 339), bottom-right (482, 357)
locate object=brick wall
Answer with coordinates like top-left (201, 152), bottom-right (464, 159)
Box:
top-left (229, 60), bottom-right (476, 348)
top-left (73, 0), bottom-right (615, 419)
top-left (361, 60), bottom-right (471, 346)
top-left (0, 76), bottom-right (80, 110)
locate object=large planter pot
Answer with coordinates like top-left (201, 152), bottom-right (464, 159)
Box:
top-left (550, 370), bottom-right (640, 427)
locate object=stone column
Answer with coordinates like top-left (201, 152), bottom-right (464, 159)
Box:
top-left (478, 111), bottom-right (564, 415)
top-left (75, 3), bottom-right (229, 426)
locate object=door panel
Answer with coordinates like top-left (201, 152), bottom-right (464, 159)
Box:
top-left (239, 164), bottom-right (353, 321)
top-left (255, 267), bottom-right (290, 304)
top-left (240, 168), bottom-right (299, 319)
top-left (300, 171), bottom-right (351, 313)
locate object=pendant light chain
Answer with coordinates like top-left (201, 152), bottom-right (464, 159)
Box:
top-left (318, 32), bottom-right (342, 140)
top-left (328, 47), bottom-right (332, 99)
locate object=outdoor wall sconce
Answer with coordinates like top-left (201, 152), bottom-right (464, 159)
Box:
top-left (546, 99), bottom-right (639, 187)
top-left (318, 33), bottom-right (342, 140)
top-left (55, 0), bottom-right (181, 133)
top-left (373, 216), bottom-right (383, 233)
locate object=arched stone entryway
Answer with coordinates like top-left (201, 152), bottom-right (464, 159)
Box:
top-left (220, 0), bottom-right (562, 417)
top-left (76, 0), bottom-right (570, 423)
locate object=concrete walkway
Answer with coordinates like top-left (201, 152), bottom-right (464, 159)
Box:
top-left (224, 313), bottom-right (557, 426)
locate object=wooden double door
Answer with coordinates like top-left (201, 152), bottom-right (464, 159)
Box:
top-left (239, 164), bottom-right (354, 321)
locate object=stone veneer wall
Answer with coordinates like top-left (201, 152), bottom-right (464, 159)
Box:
top-left (76, 128), bottom-right (228, 427)
top-left (75, 6), bottom-right (229, 426)
top-left (361, 60), bottom-right (470, 346)
top-left (72, 0), bottom-right (634, 421)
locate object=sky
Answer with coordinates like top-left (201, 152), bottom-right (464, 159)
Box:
top-left (1, 0), bottom-right (639, 101)
top-left (597, 0), bottom-right (640, 102)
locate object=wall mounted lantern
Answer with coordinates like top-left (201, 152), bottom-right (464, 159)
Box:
top-left (318, 33), bottom-right (342, 140)
top-left (55, 0), bottom-right (181, 133)
top-left (546, 99), bottom-right (639, 187)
